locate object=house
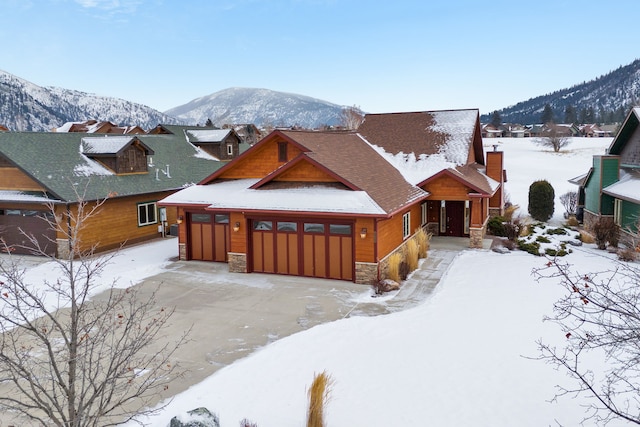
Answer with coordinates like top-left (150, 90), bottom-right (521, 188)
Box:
top-left (160, 109), bottom-right (506, 284)
top-left (0, 131), bottom-right (221, 257)
top-left (149, 124), bottom-right (245, 161)
top-left (222, 123), bottom-right (263, 146)
top-left (0, 125), bottom-right (8, 132)
top-left (55, 120), bottom-right (147, 134)
top-left (481, 124), bottom-right (504, 138)
top-left (573, 107), bottom-right (640, 247)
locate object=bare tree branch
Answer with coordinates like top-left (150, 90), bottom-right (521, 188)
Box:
top-left (534, 257), bottom-right (640, 425)
top-left (0, 186), bottom-right (189, 426)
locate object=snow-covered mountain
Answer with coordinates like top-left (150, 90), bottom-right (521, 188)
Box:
top-left (481, 58), bottom-right (640, 124)
top-left (165, 87), bottom-right (344, 129)
top-left (0, 70), bottom-right (181, 131)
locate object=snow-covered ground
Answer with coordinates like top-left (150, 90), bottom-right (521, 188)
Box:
top-left (120, 137), bottom-right (632, 427)
top-left (7, 137), bottom-right (628, 426)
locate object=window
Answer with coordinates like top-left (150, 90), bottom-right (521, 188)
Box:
top-left (614, 199), bottom-right (623, 226)
top-left (402, 212), bottom-right (411, 239)
top-left (304, 223), bottom-right (325, 233)
top-left (226, 144), bottom-right (233, 156)
top-left (278, 142), bottom-right (288, 162)
top-left (277, 221), bottom-right (297, 232)
top-left (191, 213), bottom-right (211, 223)
top-left (253, 220), bottom-right (273, 231)
top-left (138, 202), bottom-right (157, 226)
top-left (440, 201), bottom-right (446, 233)
top-left (421, 202), bottom-right (427, 226)
top-left (215, 214), bottom-right (229, 224)
top-left (330, 224), bottom-right (351, 235)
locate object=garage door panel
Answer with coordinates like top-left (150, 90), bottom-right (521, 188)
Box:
top-left (213, 224), bottom-right (227, 262)
top-left (329, 236), bottom-right (342, 279)
top-left (288, 234), bottom-right (298, 275)
top-left (0, 214), bottom-right (56, 256)
top-left (341, 237), bottom-right (353, 280)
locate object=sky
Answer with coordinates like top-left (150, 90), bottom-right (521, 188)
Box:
top-left (2, 1), bottom-right (639, 116)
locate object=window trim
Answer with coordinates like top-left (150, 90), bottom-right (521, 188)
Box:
top-left (137, 201), bottom-right (158, 227)
top-left (614, 198), bottom-right (623, 226)
top-left (402, 212), bottom-right (411, 239)
top-left (278, 142), bottom-right (288, 162)
top-left (226, 144), bottom-right (233, 156)
top-left (421, 202), bottom-right (427, 226)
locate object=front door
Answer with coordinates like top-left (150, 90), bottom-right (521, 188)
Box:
top-left (445, 201), bottom-right (465, 237)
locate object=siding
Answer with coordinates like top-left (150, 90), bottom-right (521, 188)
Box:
top-left (219, 138), bottom-right (304, 179)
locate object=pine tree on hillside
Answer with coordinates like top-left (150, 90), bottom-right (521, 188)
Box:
top-left (490, 111), bottom-right (502, 127)
top-left (564, 105), bottom-right (577, 124)
top-left (541, 104), bottom-right (555, 124)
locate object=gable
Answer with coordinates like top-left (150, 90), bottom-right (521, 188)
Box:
top-left (211, 133), bottom-right (305, 181)
top-left (609, 107), bottom-right (640, 167)
top-left (0, 153), bottom-right (45, 192)
top-left (272, 158), bottom-right (340, 183)
top-left (82, 137), bottom-right (153, 174)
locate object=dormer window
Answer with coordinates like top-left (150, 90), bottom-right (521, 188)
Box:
top-left (81, 136), bottom-right (154, 174)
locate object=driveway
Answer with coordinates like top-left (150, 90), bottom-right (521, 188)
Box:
top-left (0, 236), bottom-right (474, 425)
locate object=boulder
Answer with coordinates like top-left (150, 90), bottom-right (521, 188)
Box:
top-left (378, 278), bottom-right (400, 292)
top-left (169, 407), bottom-right (220, 427)
top-left (566, 239), bottom-right (582, 247)
top-left (492, 246), bottom-right (510, 254)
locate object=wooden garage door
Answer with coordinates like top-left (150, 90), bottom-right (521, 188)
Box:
top-left (0, 209), bottom-right (56, 256)
top-left (251, 219), bottom-right (353, 281)
top-left (189, 213), bottom-right (229, 261)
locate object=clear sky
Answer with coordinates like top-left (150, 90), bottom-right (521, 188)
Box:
top-left (2, 0), bottom-right (638, 116)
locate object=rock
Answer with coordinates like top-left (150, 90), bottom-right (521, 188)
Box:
top-left (378, 278), bottom-right (400, 292)
top-left (492, 246), bottom-right (510, 254)
top-left (566, 239), bottom-right (582, 247)
top-left (169, 407), bottom-right (220, 427)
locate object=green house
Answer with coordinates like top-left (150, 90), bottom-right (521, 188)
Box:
top-left (576, 107), bottom-right (640, 247)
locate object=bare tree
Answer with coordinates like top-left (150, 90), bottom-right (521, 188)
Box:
top-left (534, 126), bottom-right (571, 152)
top-left (338, 105), bottom-right (364, 130)
top-left (0, 195), bottom-right (188, 426)
top-left (534, 257), bottom-right (640, 425)
top-left (559, 190), bottom-right (578, 218)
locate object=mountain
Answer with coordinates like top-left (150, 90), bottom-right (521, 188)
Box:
top-left (165, 87), bottom-right (345, 129)
top-left (481, 59), bottom-right (640, 125)
top-left (0, 70), bottom-right (181, 132)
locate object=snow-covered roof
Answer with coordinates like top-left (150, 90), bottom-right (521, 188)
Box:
top-left (602, 169), bottom-right (640, 203)
top-left (161, 178), bottom-right (386, 215)
top-left (186, 129), bottom-right (231, 143)
top-left (0, 190), bottom-right (61, 203)
top-left (81, 136), bottom-right (134, 154)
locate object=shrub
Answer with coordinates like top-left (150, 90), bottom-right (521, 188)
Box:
top-left (617, 247), bottom-right (637, 262)
top-left (405, 239), bottom-right (419, 271)
top-left (399, 261), bottom-right (410, 281)
top-left (559, 190), bottom-right (578, 217)
top-left (545, 227), bottom-right (568, 235)
top-left (536, 235), bottom-right (551, 244)
top-left (487, 216), bottom-right (507, 236)
top-left (566, 216), bottom-right (580, 227)
top-left (503, 204), bottom-right (520, 223)
top-left (240, 419), bottom-right (259, 427)
top-left (518, 239), bottom-right (541, 256)
top-left (387, 252), bottom-right (402, 282)
top-left (592, 218), bottom-right (618, 250)
top-left (579, 230), bottom-right (595, 244)
top-left (528, 180), bottom-right (555, 221)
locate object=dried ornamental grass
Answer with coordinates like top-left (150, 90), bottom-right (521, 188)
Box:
top-left (387, 252), bottom-right (403, 282)
top-left (307, 371), bottom-right (334, 427)
top-left (405, 239), bottom-right (419, 271)
top-left (415, 227), bottom-right (430, 258)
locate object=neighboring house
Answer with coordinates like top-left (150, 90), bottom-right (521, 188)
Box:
top-left (150, 124), bottom-right (246, 161)
top-left (0, 132), bottom-right (221, 257)
top-left (55, 120), bottom-right (147, 134)
top-left (0, 125), bottom-right (8, 132)
top-left (161, 109), bottom-right (506, 284)
top-left (481, 124), bottom-right (503, 138)
top-left (222, 123), bottom-right (263, 146)
top-left (504, 123), bottom-right (527, 138)
top-left (573, 107), bottom-right (640, 247)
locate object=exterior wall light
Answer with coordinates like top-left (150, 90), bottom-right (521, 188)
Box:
top-left (360, 227), bottom-right (367, 239)
top-left (177, 215), bottom-right (183, 224)
top-left (233, 222), bottom-right (241, 232)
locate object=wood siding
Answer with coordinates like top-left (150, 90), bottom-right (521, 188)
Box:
top-left (275, 160), bottom-right (338, 182)
top-left (59, 192), bottom-right (176, 253)
top-left (0, 168), bottom-right (45, 191)
top-left (376, 203), bottom-right (421, 260)
top-left (423, 175), bottom-right (471, 200)
top-left (218, 138), bottom-right (304, 179)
